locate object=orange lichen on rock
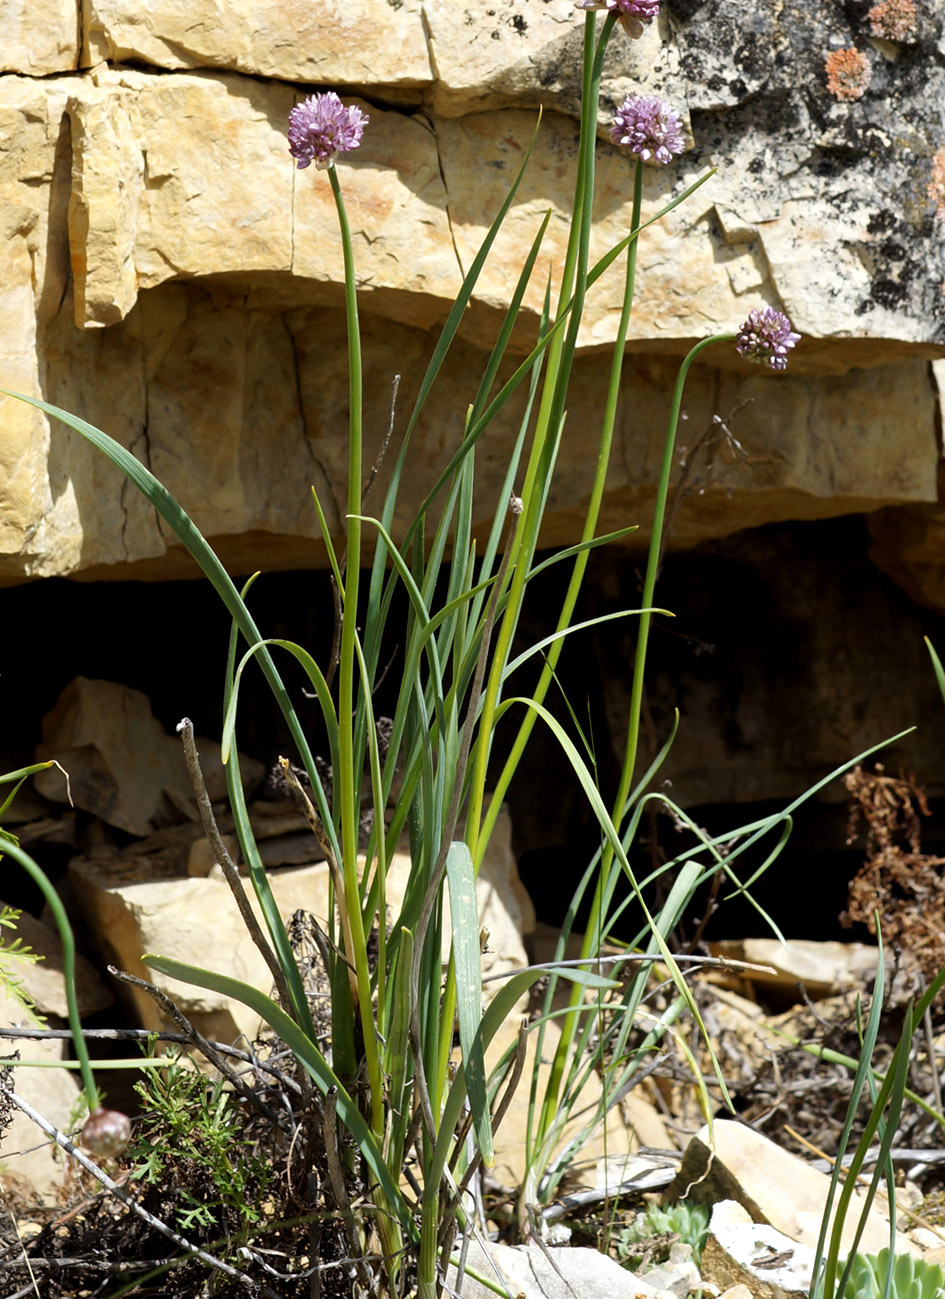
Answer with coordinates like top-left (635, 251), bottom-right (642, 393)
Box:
top-left (824, 48), bottom-right (872, 102)
top-left (867, 0), bottom-right (917, 42)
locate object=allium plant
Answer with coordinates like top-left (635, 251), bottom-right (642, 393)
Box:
top-left (866, 0), bottom-right (917, 42)
top-left (8, 7), bottom-right (894, 1299)
top-left (825, 48), bottom-right (873, 102)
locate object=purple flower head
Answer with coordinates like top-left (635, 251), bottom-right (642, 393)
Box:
top-left (735, 308), bottom-right (801, 372)
top-left (574, 0), bottom-right (659, 38)
top-left (288, 92), bottom-right (368, 171)
top-left (610, 96), bottom-right (685, 165)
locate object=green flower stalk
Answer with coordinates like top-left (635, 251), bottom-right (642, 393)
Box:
top-left (1, 770), bottom-right (132, 1155)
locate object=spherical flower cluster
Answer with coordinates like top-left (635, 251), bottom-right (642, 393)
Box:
top-left (735, 308), bottom-right (801, 372)
top-left (610, 95), bottom-right (685, 165)
top-left (574, 0), bottom-right (659, 39)
top-left (288, 92), bottom-right (368, 171)
top-left (81, 1107), bottom-right (132, 1157)
top-left (866, 0), bottom-right (917, 42)
top-left (824, 48), bottom-right (873, 102)
top-left (929, 146), bottom-right (945, 223)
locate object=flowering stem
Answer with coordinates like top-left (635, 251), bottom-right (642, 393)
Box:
top-left (530, 159), bottom-right (646, 1147)
top-left (328, 164), bottom-right (384, 1136)
top-left (465, 10), bottom-right (615, 864)
top-left (615, 334), bottom-right (734, 811)
top-left (1, 836), bottom-right (100, 1110)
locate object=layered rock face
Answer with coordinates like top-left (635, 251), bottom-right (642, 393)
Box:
top-left (1, 0), bottom-right (943, 587)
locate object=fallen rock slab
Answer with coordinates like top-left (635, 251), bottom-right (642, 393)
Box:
top-left (35, 678), bottom-right (263, 835)
top-left (666, 1120), bottom-right (911, 1258)
top-left (68, 803), bottom-right (533, 1044)
top-left (708, 938), bottom-right (880, 1001)
top-left (0, 990), bottom-right (81, 1202)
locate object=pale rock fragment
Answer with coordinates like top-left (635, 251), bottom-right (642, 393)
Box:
top-left (0, 990), bottom-right (81, 1203)
top-left (702, 1199), bottom-right (813, 1299)
top-left (34, 678), bottom-right (264, 836)
top-left (667, 1120), bottom-right (914, 1258)
top-left (67, 804), bottom-right (532, 1043)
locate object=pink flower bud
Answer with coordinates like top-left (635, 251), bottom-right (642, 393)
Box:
top-left (80, 1107), bottom-right (132, 1157)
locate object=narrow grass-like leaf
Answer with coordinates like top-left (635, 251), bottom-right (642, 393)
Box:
top-left (0, 761), bottom-right (56, 785)
top-left (446, 842), bottom-right (492, 1168)
top-left (828, 999), bottom-right (911, 1299)
top-left (925, 637), bottom-right (945, 708)
top-left (812, 939), bottom-right (885, 1299)
top-left (384, 928), bottom-right (414, 1173)
top-left (503, 609), bottom-right (665, 681)
top-left (496, 695), bottom-right (732, 1108)
top-left (221, 637), bottom-right (339, 779)
top-left (524, 527), bottom-right (638, 580)
top-left (310, 485), bottom-right (345, 595)
top-left (0, 763), bottom-right (55, 820)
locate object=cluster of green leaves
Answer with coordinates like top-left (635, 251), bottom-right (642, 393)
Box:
top-left (840, 1250), bottom-right (945, 1299)
top-left (128, 1052), bottom-right (272, 1235)
top-left (0, 902), bottom-right (44, 1025)
top-left (2, 14), bottom-right (720, 1293)
top-left (613, 1198), bottom-right (709, 1272)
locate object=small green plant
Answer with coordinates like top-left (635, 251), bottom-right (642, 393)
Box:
top-left (0, 769), bottom-right (48, 1026)
top-left (0, 903), bottom-right (45, 1025)
top-left (614, 1199), bottom-right (709, 1272)
top-left (840, 1250), bottom-right (945, 1299)
top-left (128, 1050), bottom-right (273, 1236)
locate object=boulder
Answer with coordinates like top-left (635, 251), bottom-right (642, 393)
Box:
top-left (0, 904), bottom-right (113, 1019)
top-left (34, 677), bottom-right (264, 835)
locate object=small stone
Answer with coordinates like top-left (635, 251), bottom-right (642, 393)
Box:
top-left (703, 1200), bottom-right (813, 1299)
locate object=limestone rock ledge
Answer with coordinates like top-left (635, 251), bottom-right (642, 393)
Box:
top-left (0, 2), bottom-right (943, 585)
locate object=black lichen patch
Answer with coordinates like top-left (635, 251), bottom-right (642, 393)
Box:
top-left (867, 209), bottom-right (898, 234)
top-left (871, 277), bottom-right (911, 310)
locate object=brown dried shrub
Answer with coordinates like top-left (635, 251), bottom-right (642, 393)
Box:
top-left (841, 764), bottom-right (945, 982)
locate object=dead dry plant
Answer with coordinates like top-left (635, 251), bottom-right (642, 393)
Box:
top-left (841, 764), bottom-right (945, 987)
